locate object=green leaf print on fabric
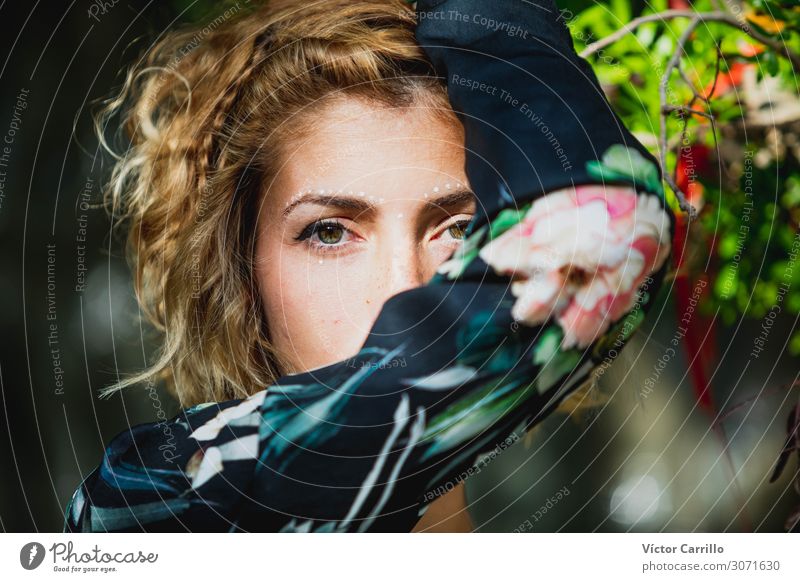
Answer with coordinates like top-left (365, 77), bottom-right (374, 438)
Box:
top-left (532, 326), bottom-right (584, 395)
top-left (256, 343), bottom-right (408, 472)
top-left (401, 365), bottom-right (479, 391)
top-left (435, 201), bottom-right (534, 282)
top-left (586, 144), bottom-right (664, 200)
top-left (435, 223), bottom-right (488, 280)
top-left (89, 498), bottom-right (193, 532)
top-left (591, 289), bottom-right (649, 360)
top-left (488, 203), bottom-right (532, 240)
top-left (419, 375), bottom-right (536, 462)
top-left (456, 308), bottom-right (524, 374)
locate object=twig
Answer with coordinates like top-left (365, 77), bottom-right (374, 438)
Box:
top-left (711, 381), bottom-right (800, 430)
top-left (581, 10), bottom-right (705, 57)
top-left (677, 64), bottom-right (703, 101)
top-left (661, 105), bottom-right (714, 119)
top-left (662, 104), bottom-right (715, 121)
top-left (705, 45), bottom-right (724, 102)
top-left (584, 8), bottom-right (800, 219)
top-left (579, 10), bottom-right (800, 72)
top-left (659, 17), bottom-right (702, 219)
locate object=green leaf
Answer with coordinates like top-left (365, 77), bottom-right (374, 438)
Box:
top-left (764, 51), bottom-right (781, 77)
top-left (610, 0), bottom-right (630, 23)
top-left (715, 263), bottom-right (739, 300)
top-left (790, 331), bottom-right (800, 356)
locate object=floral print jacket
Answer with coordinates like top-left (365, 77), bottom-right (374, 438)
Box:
top-left (63, 0), bottom-right (677, 532)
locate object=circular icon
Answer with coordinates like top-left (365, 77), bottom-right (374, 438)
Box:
top-left (20, 542), bottom-right (46, 570)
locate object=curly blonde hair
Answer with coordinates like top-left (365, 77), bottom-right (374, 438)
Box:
top-left (96, 0), bottom-right (455, 406)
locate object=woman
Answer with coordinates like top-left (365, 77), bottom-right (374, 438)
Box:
top-left (64, 0), bottom-right (676, 532)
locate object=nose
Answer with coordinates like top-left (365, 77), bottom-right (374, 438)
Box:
top-left (379, 236), bottom-right (426, 300)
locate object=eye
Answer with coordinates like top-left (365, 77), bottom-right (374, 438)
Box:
top-left (437, 218), bottom-right (473, 242)
top-left (316, 223), bottom-right (345, 245)
top-left (294, 218), bottom-right (357, 252)
top-left (446, 220), bottom-right (470, 240)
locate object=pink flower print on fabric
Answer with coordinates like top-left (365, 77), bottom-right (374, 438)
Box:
top-left (478, 185), bottom-right (672, 350)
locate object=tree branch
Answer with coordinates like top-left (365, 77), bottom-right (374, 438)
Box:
top-left (659, 17), bottom-right (702, 219)
top-left (581, 8), bottom-right (799, 220)
top-left (580, 10), bottom-right (800, 72)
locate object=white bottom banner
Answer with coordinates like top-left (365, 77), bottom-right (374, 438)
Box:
top-left (1, 533), bottom-right (797, 581)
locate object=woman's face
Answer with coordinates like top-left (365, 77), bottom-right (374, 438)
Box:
top-left (255, 96), bottom-right (475, 374)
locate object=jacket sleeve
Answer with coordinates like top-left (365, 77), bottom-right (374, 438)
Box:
top-left (63, 0), bottom-right (676, 533)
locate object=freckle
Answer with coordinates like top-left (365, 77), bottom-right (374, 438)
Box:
top-left (366, 299), bottom-right (371, 304)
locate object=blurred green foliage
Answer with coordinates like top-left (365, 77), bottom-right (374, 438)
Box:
top-left (568, 0), bottom-right (800, 353)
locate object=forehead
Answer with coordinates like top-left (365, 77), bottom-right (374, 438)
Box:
top-left (273, 96), bottom-right (467, 197)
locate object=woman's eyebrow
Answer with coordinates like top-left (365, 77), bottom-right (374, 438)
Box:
top-left (282, 193), bottom-right (377, 218)
top-left (425, 189), bottom-right (476, 210)
top-left (282, 188), bottom-right (476, 217)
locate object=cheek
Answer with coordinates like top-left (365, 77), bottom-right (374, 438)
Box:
top-left (255, 241), bottom-right (385, 369)
top-left (430, 240), bottom-right (462, 269)
top-left (297, 257), bottom-right (385, 332)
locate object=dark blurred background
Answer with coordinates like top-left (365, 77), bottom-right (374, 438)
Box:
top-left (1, 0), bottom-right (798, 532)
